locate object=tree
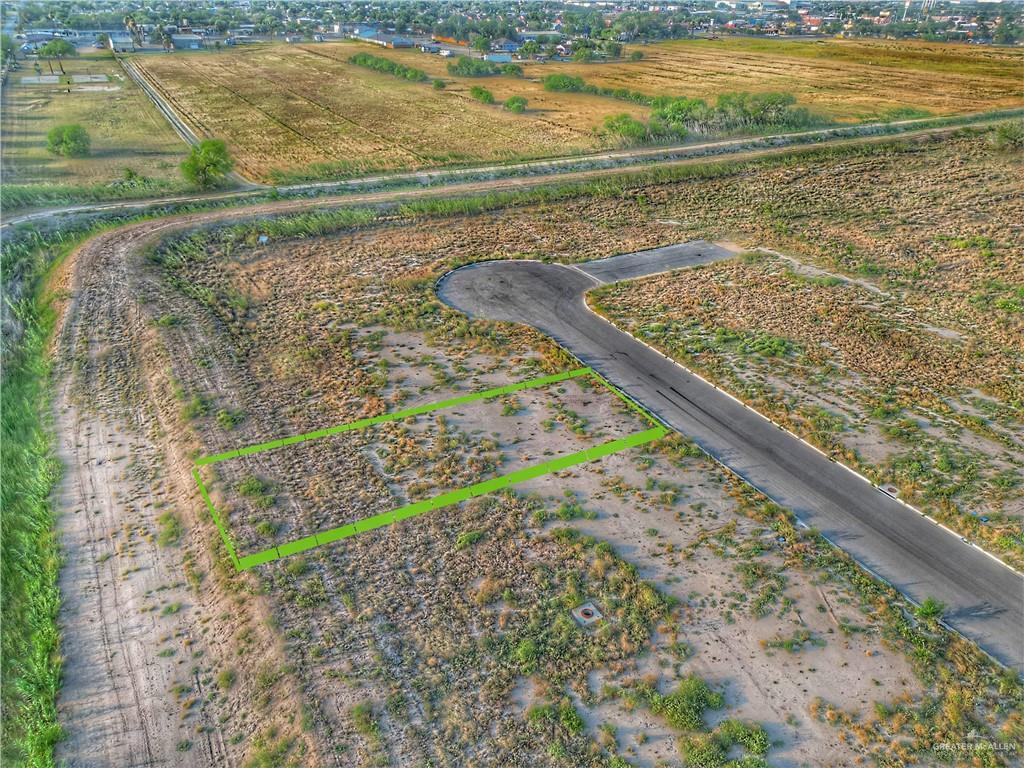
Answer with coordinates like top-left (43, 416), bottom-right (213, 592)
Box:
top-left (160, 29), bottom-right (173, 52)
top-left (518, 40), bottom-right (540, 57)
top-left (46, 124), bottom-right (91, 157)
top-left (180, 139), bottom-right (234, 188)
top-left (602, 41), bottom-right (623, 57)
top-left (38, 39), bottom-right (76, 75)
top-left (124, 14), bottom-right (144, 47)
top-left (993, 19), bottom-right (1020, 45)
top-left (471, 35), bottom-right (491, 54)
top-left (1, 33), bottom-right (14, 66)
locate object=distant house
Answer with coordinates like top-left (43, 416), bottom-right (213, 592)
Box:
top-left (518, 30), bottom-right (561, 42)
top-left (24, 31), bottom-right (59, 43)
top-left (492, 38), bottom-right (521, 52)
top-left (285, 35), bottom-right (304, 43)
top-left (484, 53), bottom-right (513, 62)
top-left (171, 33), bottom-right (204, 50)
top-left (108, 35), bottom-right (135, 52)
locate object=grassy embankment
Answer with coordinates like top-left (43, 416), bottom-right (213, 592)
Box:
top-left (2, 229), bottom-right (78, 767)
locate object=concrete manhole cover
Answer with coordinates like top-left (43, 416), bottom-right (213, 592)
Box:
top-left (571, 601), bottom-right (603, 626)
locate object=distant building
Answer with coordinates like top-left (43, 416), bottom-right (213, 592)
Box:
top-left (171, 33), bottom-right (204, 50)
top-left (492, 38), bottom-right (521, 52)
top-left (518, 30), bottom-right (562, 41)
top-left (108, 35), bottom-right (135, 52)
top-left (24, 31), bottom-right (59, 43)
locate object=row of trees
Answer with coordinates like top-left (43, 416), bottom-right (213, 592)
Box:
top-left (348, 51), bottom-right (427, 82)
top-left (601, 91), bottom-right (822, 145)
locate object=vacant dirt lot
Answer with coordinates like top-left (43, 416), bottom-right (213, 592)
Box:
top-left (133, 37), bottom-right (1022, 183)
top-left (590, 129), bottom-right (1024, 568)
top-left (50, 132), bottom-right (1022, 767)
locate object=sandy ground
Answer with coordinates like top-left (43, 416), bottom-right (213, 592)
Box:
top-left (48, 216), bottom-right (319, 768)
top-left (53, 399), bottom-right (233, 767)
top-left (511, 448), bottom-right (922, 768)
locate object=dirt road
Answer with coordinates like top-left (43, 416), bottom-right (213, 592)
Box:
top-left (5, 109), bottom-right (1020, 230)
top-left (50, 215), bottom-right (319, 766)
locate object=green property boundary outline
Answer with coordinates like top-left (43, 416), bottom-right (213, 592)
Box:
top-left (192, 367), bottom-right (667, 570)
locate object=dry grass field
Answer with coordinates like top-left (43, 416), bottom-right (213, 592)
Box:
top-left (554, 37), bottom-right (1024, 121)
top-left (134, 43), bottom-right (618, 182)
top-left (43, 129), bottom-right (1020, 767)
top-left (0, 53), bottom-right (185, 189)
top-left (134, 37), bottom-right (1023, 183)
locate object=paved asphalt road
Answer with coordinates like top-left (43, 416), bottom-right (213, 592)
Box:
top-left (437, 243), bottom-right (1024, 671)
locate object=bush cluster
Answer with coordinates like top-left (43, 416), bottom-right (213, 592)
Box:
top-left (348, 51), bottom-right (427, 82)
top-left (469, 86), bottom-right (494, 104)
top-left (446, 55), bottom-right (522, 77)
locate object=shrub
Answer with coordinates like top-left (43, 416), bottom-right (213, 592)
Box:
top-left (217, 668), bottom-right (236, 691)
top-left (46, 124), bottom-right (90, 157)
top-left (432, 78), bottom-right (446, 90)
top-left (455, 529), bottom-right (485, 550)
top-left (542, 73), bottom-right (587, 93)
top-left (237, 476), bottom-right (274, 510)
top-left (603, 113), bottom-right (651, 144)
top-left (915, 596), bottom-right (946, 622)
top-left (470, 86), bottom-right (494, 104)
top-left (558, 702), bottom-right (585, 735)
top-left (157, 512), bottom-right (183, 547)
top-left (504, 95), bottom-right (528, 113)
top-left (990, 120), bottom-right (1024, 151)
top-left (180, 139), bottom-right (233, 189)
top-left (649, 675), bottom-right (725, 731)
top-left (215, 408), bottom-right (244, 430)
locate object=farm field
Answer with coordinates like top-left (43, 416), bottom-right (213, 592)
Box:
top-left (134, 43), bottom-right (619, 183)
top-left (132, 37), bottom-right (1024, 183)
top-left (552, 37), bottom-right (1024, 121)
top-left (0, 53), bottom-right (187, 198)
top-left (47, 128), bottom-right (1022, 767)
